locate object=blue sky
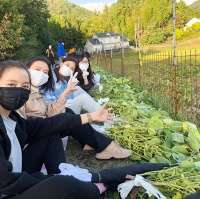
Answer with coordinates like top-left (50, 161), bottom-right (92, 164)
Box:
top-left (69, 0), bottom-right (117, 4)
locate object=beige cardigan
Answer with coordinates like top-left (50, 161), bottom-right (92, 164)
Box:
top-left (17, 89), bottom-right (66, 119)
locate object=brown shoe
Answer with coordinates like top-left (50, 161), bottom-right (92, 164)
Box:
top-left (83, 144), bottom-right (94, 151)
top-left (95, 141), bottom-right (132, 160)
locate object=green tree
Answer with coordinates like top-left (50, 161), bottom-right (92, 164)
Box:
top-left (0, 14), bottom-right (22, 60)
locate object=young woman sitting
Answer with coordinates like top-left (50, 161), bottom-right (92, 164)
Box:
top-left (43, 56), bottom-right (101, 114)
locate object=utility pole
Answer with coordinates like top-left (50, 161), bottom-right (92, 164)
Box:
top-left (121, 28), bottom-right (124, 76)
top-left (122, 29), bottom-right (124, 59)
top-left (172, 0), bottom-right (178, 116)
top-left (172, 0), bottom-right (177, 65)
top-left (135, 23), bottom-right (138, 51)
top-left (137, 17), bottom-right (141, 59)
top-left (137, 17), bottom-right (142, 86)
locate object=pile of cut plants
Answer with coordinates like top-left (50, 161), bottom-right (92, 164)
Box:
top-left (90, 64), bottom-right (200, 199)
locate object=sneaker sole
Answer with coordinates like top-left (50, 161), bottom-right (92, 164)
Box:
top-left (95, 153), bottom-right (132, 160)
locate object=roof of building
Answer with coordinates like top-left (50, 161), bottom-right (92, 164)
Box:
top-left (120, 36), bottom-right (129, 42)
top-left (183, 18), bottom-right (200, 31)
top-left (94, 32), bottom-right (120, 38)
top-left (88, 38), bottom-right (101, 45)
top-left (186, 18), bottom-right (200, 26)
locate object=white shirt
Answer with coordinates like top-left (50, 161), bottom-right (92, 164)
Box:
top-left (1, 115), bottom-right (22, 172)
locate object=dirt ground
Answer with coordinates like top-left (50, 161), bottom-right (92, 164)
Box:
top-left (65, 137), bottom-right (134, 172)
top-left (65, 137), bottom-right (134, 198)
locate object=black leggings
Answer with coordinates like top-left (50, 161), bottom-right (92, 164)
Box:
top-left (18, 135), bottom-right (100, 199)
top-left (22, 134), bottom-right (66, 174)
top-left (8, 175), bottom-right (100, 199)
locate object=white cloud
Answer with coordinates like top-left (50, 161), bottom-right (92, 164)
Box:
top-left (80, 0), bottom-right (196, 13)
top-left (176, 0), bottom-right (196, 5)
top-left (79, 2), bottom-right (113, 13)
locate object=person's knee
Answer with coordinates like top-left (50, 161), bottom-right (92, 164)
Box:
top-left (50, 175), bottom-right (80, 189)
top-left (184, 192), bottom-right (200, 199)
top-left (65, 107), bottom-right (75, 114)
top-left (81, 94), bottom-right (90, 100)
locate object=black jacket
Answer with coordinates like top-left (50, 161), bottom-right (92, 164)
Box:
top-left (0, 111), bottom-right (81, 197)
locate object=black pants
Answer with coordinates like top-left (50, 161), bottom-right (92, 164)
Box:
top-left (8, 175), bottom-right (100, 199)
top-left (61, 108), bottom-right (112, 153)
top-left (17, 135), bottom-right (100, 199)
top-left (184, 192), bottom-right (200, 199)
top-left (22, 134), bottom-right (66, 174)
top-left (21, 137), bottom-right (171, 198)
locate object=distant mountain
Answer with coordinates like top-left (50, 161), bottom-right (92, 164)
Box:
top-left (189, 0), bottom-right (200, 13)
top-left (45, 0), bottom-right (93, 21)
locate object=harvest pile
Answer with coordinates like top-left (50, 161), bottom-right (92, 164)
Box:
top-left (91, 64), bottom-right (200, 198)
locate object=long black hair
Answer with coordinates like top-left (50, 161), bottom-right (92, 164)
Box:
top-left (54, 55), bottom-right (78, 83)
top-left (75, 52), bottom-right (94, 84)
top-left (26, 56), bottom-right (55, 92)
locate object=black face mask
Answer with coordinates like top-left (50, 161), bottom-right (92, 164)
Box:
top-left (0, 87), bottom-right (30, 110)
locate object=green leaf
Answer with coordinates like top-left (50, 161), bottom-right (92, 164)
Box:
top-left (170, 121), bottom-right (183, 132)
top-left (148, 116), bottom-right (164, 130)
top-left (185, 121), bottom-right (200, 143)
top-left (171, 133), bottom-right (185, 143)
top-left (172, 153), bottom-right (188, 163)
top-left (148, 128), bottom-right (157, 136)
top-left (131, 108), bottom-right (138, 119)
top-left (155, 155), bottom-right (171, 164)
top-left (172, 145), bottom-right (189, 155)
top-left (187, 133), bottom-right (200, 152)
top-left (180, 160), bottom-right (195, 169)
top-left (137, 108), bottom-right (145, 116)
top-left (150, 158), bottom-right (157, 163)
top-left (194, 161), bottom-right (200, 170)
top-left (150, 109), bottom-right (162, 117)
top-left (149, 137), bottom-right (161, 145)
top-left (162, 118), bottom-right (173, 126)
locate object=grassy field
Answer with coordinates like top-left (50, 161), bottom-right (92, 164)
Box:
top-left (94, 37), bottom-right (200, 80)
top-left (142, 37), bottom-right (200, 52)
top-left (102, 37), bottom-right (200, 62)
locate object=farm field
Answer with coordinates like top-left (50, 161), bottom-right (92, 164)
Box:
top-left (65, 65), bottom-right (200, 199)
top-left (92, 38), bottom-right (200, 127)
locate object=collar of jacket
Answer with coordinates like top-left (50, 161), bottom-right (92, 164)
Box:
top-left (0, 111), bottom-right (26, 159)
top-left (0, 115), bottom-right (6, 140)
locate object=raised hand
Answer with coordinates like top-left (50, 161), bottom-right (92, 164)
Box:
top-left (63, 72), bottom-right (78, 97)
top-left (72, 72), bottom-right (79, 84)
top-left (91, 102), bottom-right (115, 125)
top-left (82, 71), bottom-right (89, 79)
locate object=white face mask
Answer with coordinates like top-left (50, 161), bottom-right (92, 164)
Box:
top-left (59, 65), bottom-right (73, 76)
top-left (79, 63), bottom-right (89, 72)
top-left (29, 69), bottom-right (49, 87)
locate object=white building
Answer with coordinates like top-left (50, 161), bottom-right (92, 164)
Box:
top-left (84, 32), bottom-right (130, 53)
top-left (183, 18), bottom-right (200, 31)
